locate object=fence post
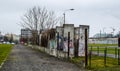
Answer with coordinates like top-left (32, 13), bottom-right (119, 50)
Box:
top-left (118, 49), bottom-right (120, 65)
top-left (57, 32), bottom-right (59, 58)
top-left (68, 32), bottom-right (70, 60)
top-left (89, 50), bottom-right (92, 68)
top-left (85, 29), bottom-right (88, 68)
top-left (105, 47), bottom-right (107, 54)
top-left (115, 47), bottom-right (117, 58)
top-left (104, 48), bottom-right (107, 67)
top-left (97, 46), bottom-right (99, 56)
top-left (91, 46), bottom-right (92, 54)
top-left (118, 38), bottom-right (120, 47)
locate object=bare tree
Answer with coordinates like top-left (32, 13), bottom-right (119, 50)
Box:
top-left (20, 6), bottom-right (62, 45)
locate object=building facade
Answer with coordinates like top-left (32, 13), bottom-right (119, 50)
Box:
top-left (20, 28), bottom-right (32, 44)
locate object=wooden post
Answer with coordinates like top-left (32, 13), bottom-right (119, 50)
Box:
top-left (68, 32), bottom-right (70, 59)
top-left (85, 29), bottom-right (88, 68)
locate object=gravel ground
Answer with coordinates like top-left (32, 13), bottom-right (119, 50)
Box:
top-left (0, 44), bottom-right (85, 71)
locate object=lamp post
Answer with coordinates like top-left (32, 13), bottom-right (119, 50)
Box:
top-left (63, 9), bottom-right (74, 24)
top-left (100, 30), bottom-right (101, 38)
top-left (110, 27), bottom-right (115, 38)
top-left (103, 27), bottom-right (106, 37)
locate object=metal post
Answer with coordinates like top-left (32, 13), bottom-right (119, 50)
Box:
top-left (118, 38), bottom-right (120, 47)
top-left (63, 9), bottom-right (74, 24)
top-left (91, 46), bottom-right (92, 55)
top-left (100, 30), bottom-right (101, 38)
top-left (63, 13), bottom-right (65, 24)
top-left (85, 29), bottom-right (88, 68)
top-left (106, 47), bottom-right (107, 53)
top-left (115, 47), bottom-right (117, 58)
top-left (104, 48), bottom-right (107, 67)
top-left (97, 46), bottom-right (99, 56)
top-left (119, 31), bottom-right (120, 38)
top-left (57, 32), bottom-right (59, 57)
top-left (68, 32), bottom-right (70, 59)
top-left (91, 46), bottom-right (92, 51)
top-left (89, 50), bottom-right (92, 68)
top-left (118, 49), bottom-right (120, 65)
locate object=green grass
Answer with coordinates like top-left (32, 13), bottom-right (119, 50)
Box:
top-left (88, 44), bottom-right (118, 47)
top-left (89, 47), bottom-right (118, 54)
top-left (88, 44), bottom-right (118, 55)
top-left (0, 44), bottom-right (13, 65)
top-left (71, 55), bottom-right (120, 71)
top-left (73, 43), bottom-right (120, 70)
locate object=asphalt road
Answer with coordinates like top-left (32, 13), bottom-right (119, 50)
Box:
top-left (0, 44), bottom-right (84, 71)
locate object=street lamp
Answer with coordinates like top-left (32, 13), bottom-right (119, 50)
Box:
top-left (103, 27), bottom-right (106, 37)
top-left (63, 9), bottom-right (75, 24)
top-left (110, 27), bottom-right (115, 37)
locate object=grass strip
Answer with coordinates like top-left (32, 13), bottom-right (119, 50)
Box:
top-left (0, 44), bottom-right (13, 66)
top-left (70, 55), bottom-right (120, 71)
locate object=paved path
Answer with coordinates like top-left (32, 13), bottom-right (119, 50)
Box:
top-left (0, 45), bottom-right (84, 71)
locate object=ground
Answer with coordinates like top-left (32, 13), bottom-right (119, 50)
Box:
top-left (0, 44), bottom-right (84, 71)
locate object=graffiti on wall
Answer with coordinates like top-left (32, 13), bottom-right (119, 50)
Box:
top-left (69, 39), bottom-right (74, 55)
top-left (49, 39), bottom-right (56, 49)
top-left (57, 35), bottom-right (74, 55)
top-left (56, 25), bottom-right (89, 57)
top-left (63, 24), bottom-right (74, 55)
top-left (56, 27), bottom-right (64, 50)
top-left (78, 26), bottom-right (89, 56)
top-left (63, 37), bottom-right (68, 52)
top-left (79, 28), bottom-right (85, 56)
top-left (57, 35), bottom-right (64, 50)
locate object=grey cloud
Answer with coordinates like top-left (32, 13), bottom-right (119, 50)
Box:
top-left (0, 0), bottom-right (120, 36)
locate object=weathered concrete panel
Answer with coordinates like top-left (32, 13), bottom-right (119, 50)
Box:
top-left (40, 24), bottom-right (90, 57)
top-left (79, 25), bottom-right (89, 56)
top-left (63, 24), bottom-right (74, 56)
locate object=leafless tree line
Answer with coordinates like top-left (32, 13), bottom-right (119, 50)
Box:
top-left (20, 6), bottom-right (63, 45)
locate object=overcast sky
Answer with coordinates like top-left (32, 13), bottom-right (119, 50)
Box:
top-left (0, 0), bottom-right (120, 37)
